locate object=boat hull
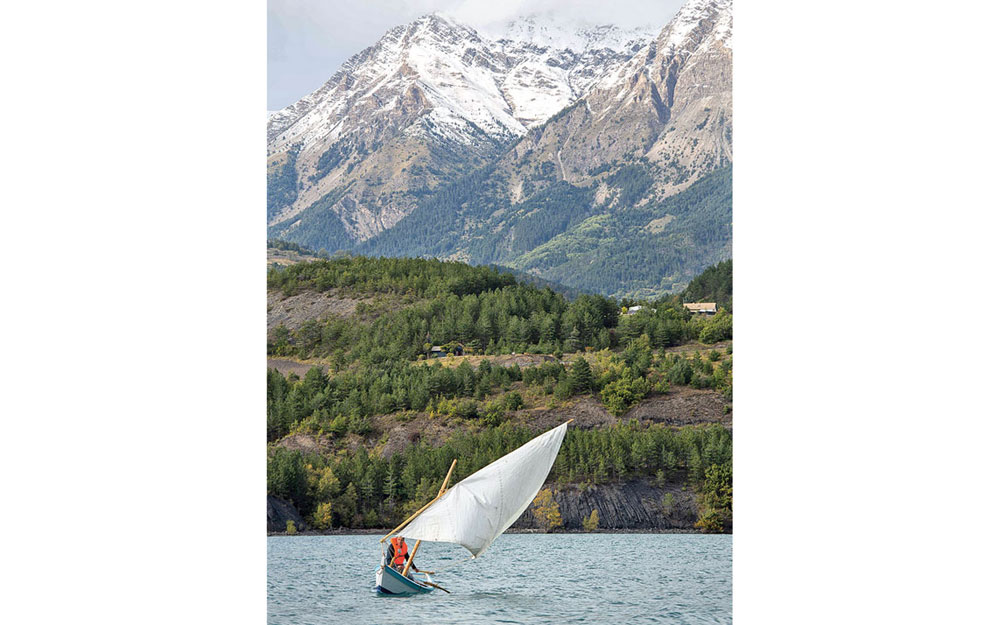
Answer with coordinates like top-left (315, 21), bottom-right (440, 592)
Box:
top-left (374, 564), bottom-right (434, 596)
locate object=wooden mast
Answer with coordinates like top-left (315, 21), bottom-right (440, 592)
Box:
top-left (380, 458), bottom-right (457, 543)
top-left (402, 458), bottom-right (457, 577)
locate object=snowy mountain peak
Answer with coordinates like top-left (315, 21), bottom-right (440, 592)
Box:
top-left (488, 14), bottom-right (655, 54)
top-left (661, 0), bottom-right (732, 52)
top-left (268, 12), bottom-right (655, 153)
top-left (266, 10), bottom-right (661, 240)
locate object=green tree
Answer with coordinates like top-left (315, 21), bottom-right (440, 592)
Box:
top-left (503, 391), bottom-right (524, 411)
top-left (695, 463), bottom-right (732, 533)
top-left (654, 469), bottom-right (667, 488)
top-left (667, 360), bottom-right (694, 385)
top-left (554, 378), bottom-right (574, 401)
top-left (565, 327), bottom-right (582, 352)
top-left (661, 492), bottom-right (675, 515)
top-left (285, 519), bottom-right (298, 534)
top-left (570, 357), bottom-right (594, 393)
top-left (267, 448), bottom-right (309, 509)
top-left (599, 374), bottom-right (651, 416)
top-left (582, 508), bottom-right (599, 531)
top-left (699, 312), bottom-right (733, 344)
top-left (383, 463), bottom-right (398, 504)
top-left (333, 482), bottom-right (358, 526)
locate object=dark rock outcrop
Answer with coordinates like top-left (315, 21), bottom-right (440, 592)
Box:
top-left (512, 479), bottom-right (698, 530)
top-left (268, 495), bottom-right (306, 533)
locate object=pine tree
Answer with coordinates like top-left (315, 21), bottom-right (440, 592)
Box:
top-left (383, 463), bottom-right (398, 504)
top-left (333, 482), bottom-right (358, 526)
top-left (565, 327), bottom-right (582, 353)
top-left (570, 356), bottom-right (594, 393)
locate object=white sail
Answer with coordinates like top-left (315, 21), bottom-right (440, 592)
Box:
top-left (399, 422), bottom-right (568, 557)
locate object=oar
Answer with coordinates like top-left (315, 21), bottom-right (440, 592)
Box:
top-left (420, 580), bottom-right (451, 594)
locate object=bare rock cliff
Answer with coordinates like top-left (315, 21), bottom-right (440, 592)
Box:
top-left (513, 479), bottom-right (699, 530)
top-left (268, 495), bottom-right (307, 532)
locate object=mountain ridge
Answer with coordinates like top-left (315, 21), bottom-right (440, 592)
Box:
top-left (267, 0), bottom-right (732, 299)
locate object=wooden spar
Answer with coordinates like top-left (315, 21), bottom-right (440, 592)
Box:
top-left (380, 458), bottom-right (457, 543)
top-left (438, 459), bottom-right (458, 496)
top-left (379, 496), bottom-right (441, 543)
top-left (403, 459), bottom-right (457, 577)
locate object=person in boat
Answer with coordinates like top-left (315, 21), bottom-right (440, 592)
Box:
top-left (387, 536), bottom-right (420, 576)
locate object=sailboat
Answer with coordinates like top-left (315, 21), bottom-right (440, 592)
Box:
top-left (374, 419), bottom-right (571, 596)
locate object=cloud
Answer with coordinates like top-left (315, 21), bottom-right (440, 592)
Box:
top-left (448, 0), bottom-right (683, 30)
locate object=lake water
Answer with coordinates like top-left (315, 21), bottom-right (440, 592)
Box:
top-left (268, 533), bottom-right (731, 624)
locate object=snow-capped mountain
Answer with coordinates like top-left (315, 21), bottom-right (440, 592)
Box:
top-left (269, 0), bottom-right (732, 298)
top-left (489, 17), bottom-right (653, 127)
top-left (349, 0), bottom-right (733, 298)
top-left (503, 0), bottom-right (733, 196)
top-left (267, 13), bottom-right (652, 241)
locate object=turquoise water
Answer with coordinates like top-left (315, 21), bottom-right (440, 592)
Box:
top-left (268, 533), bottom-right (731, 624)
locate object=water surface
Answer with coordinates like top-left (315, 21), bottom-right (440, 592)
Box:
top-left (268, 533), bottom-right (731, 624)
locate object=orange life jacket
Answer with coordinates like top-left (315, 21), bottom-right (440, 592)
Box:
top-left (390, 537), bottom-right (408, 566)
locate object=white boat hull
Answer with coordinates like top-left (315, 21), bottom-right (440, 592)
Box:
top-left (374, 564), bottom-right (434, 596)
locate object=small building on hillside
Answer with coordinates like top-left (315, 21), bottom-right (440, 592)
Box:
top-left (683, 302), bottom-right (718, 316)
top-left (429, 343), bottom-right (464, 358)
top-left (624, 305), bottom-right (656, 316)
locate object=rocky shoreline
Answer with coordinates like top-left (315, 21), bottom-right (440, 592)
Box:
top-left (268, 478), bottom-right (720, 536)
top-left (267, 527), bottom-right (705, 537)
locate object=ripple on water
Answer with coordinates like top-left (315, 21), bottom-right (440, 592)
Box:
top-left (268, 534), bottom-right (731, 625)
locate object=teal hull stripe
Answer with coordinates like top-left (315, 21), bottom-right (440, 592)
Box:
top-left (382, 565), bottom-right (433, 594)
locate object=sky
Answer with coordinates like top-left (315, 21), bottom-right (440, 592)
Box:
top-left (268, 0), bottom-right (685, 111)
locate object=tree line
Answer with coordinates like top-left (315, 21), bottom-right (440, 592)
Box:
top-left (267, 256), bottom-right (732, 366)
top-left (268, 421), bottom-right (732, 533)
top-left (681, 258), bottom-right (732, 312)
top-left (267, 339), bottom-right (733, 442)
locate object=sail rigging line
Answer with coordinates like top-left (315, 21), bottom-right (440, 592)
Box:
top-left (430, 553), bottom-right (477, 573)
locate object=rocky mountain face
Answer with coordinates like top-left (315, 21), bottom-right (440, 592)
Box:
top-left (511, 479), bottom-right (699, 531)
top-left (268, 0), bottom-right (732, 299)
top-left (501, 0), bottom-right (733, 196)
top-left (267, 13), bottom-right (650, 246)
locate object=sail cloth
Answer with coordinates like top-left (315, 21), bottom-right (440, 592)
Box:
top-left (400, 422), bottom-right (568, 557)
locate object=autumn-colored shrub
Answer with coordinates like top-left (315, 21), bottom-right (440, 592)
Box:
top-left (532, 488), bottom-right (563, 531)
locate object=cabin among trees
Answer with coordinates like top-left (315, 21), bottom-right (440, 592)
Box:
top-left (683, 303), bottom-right (718, 316)
top-left (624, 305), bottom-right (656, 316)
top-left (429, 343), bottom-right (464, 358)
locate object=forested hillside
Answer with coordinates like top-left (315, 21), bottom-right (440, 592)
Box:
top-left (341, 156), bottom-right (731, 300)
top-left (682, 259), bottom-right (733, 311)
top-left (267, 257), bottom-right (733, 534)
